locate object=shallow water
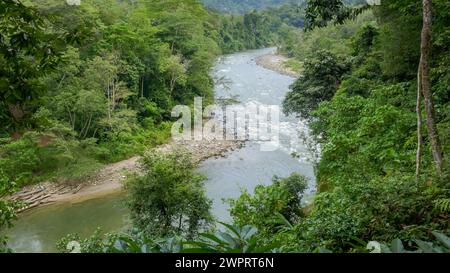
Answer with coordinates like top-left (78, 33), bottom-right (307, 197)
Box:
top-left (6, 48), bottom-right (316, 253)
top-left (6, 193), bottom-right (129, 253)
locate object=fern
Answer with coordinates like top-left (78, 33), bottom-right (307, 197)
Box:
top-left (433, 198), bottom-right (450, 213)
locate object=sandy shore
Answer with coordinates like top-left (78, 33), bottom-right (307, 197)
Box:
top-left (10, 135), bottom-right (244, 212)
top-left (256, 54), bottom-right (299, 78)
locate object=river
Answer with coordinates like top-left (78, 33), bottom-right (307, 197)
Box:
top-left (6, 48), bottom-right (316, 253)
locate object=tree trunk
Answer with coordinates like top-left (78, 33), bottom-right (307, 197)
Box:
top-left (106, 80), bottom-right (112, 121)
top-left (170, 76), bottom-right (176, 96)
top-left (140, 76), bottom-right (144, 98)
top-left (83, 114), bottom-right (93, 139)
top-left (416, 67), bottom-right (423, 182)
top-left (418, 0), bottom-right (443, 175)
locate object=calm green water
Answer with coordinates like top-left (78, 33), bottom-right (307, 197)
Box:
top-left (6, 48), bottom-right (316, 253)
top-left (6, 193), bottom-right (129, 253)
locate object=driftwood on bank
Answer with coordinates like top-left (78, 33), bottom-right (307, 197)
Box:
top-left (10, 183), bottom-right (85, 213)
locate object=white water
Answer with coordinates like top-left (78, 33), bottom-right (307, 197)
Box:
top-left (200, 48), bottom-right (317, 221)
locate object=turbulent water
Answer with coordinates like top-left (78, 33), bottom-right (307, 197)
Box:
top-left (6, 48), bottom-right (316, 253)
top-left (200, 48), bottom-right (316, 221)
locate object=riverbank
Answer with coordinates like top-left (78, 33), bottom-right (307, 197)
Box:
top-left (11, 135), bottom-right (244, 212)
top-left (256, 53), bottom-right (300, 78)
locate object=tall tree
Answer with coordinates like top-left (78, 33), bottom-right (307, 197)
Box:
top-left (416, 65), bottom-right (424, 181)
top-left (0, 0), bottom-right (63, 133)
top-left (416, 0), bottom-right (443, 176)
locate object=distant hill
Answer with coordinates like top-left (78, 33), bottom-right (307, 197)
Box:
top-left (201, 0), bottom-right (302, 14)
top-left (201, 0), bottom-right (366, 14)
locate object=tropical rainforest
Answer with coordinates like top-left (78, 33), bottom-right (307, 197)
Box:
top-left (0, 0), bottom-right (449, 254)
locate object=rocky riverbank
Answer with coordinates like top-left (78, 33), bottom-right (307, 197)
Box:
top-left (10, 135), bottom-right (244, 212)
top-left (256, 53), bottom-right (300, 78)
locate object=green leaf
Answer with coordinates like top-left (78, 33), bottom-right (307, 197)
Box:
top-left (415, 240), bottom-right (440, 253)
top-left (274, 212), bottom-right (293, 229)
top-left (318, 248), bottom-right (333, 253)
top-left (217, 231), bottom-right (238, 249)
top-left (390, 239), bottom-right (404, 253)
top-left (432, 231), bottom-right (450, 249)
top-left (241, 225), bottom-right (258, 240)
top-left (199, 233), bottom-right (227, 246)
top-left (219, 222), bottom-right (241, 239)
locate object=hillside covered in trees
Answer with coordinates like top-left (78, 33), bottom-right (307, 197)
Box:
top-left (202, 0), bottom-right (368, 14)
top-left (202, 0), bottom-right (297, 13)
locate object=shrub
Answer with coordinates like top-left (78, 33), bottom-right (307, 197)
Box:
top-left (125, 149), bottom-right (213, 238)
top-left (0, 135), bottom-right (39, 187)
top-left (229, 173), bottom-right (308, 236)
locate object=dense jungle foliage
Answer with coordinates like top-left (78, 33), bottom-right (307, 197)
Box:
top-left (1, 0), bottom-right (449, 254)
top-left (280, 0), bottom-right (450, 251)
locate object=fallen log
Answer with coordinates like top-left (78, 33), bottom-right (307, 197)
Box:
top-left (11, 188), bottom-right (44, 200)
